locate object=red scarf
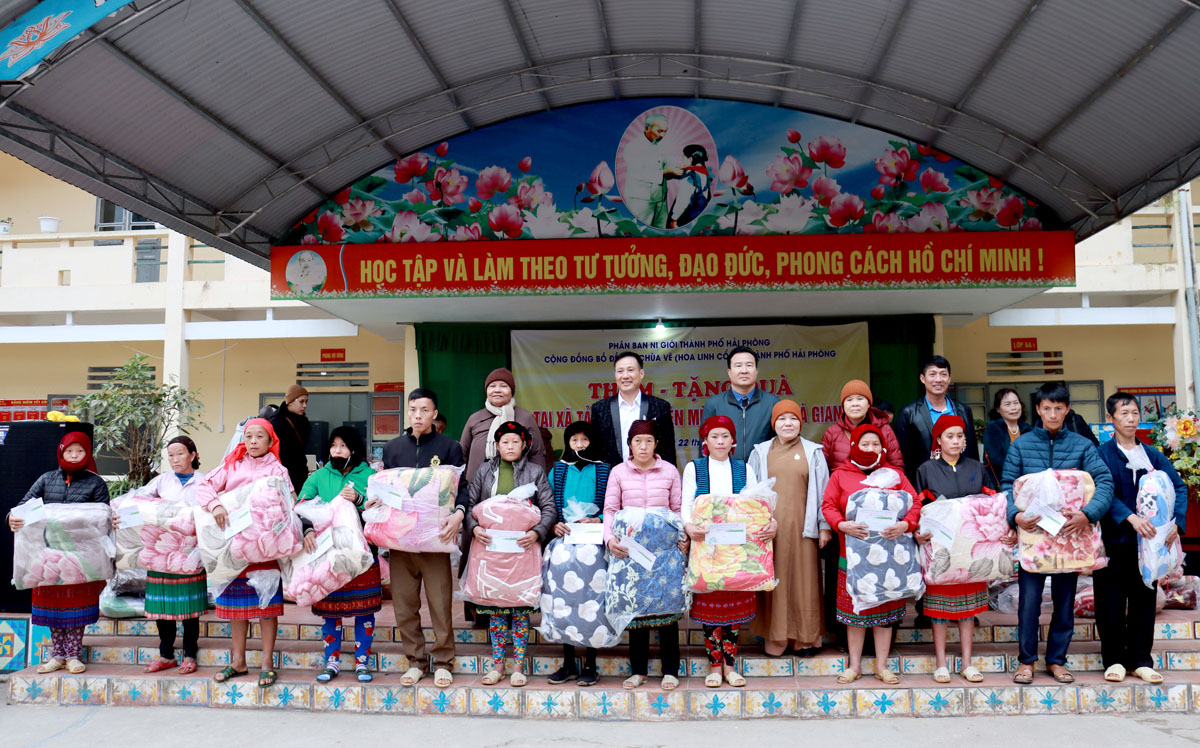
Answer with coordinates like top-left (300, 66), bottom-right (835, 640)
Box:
top-left (57, 431), bottom-right (98, 475)
top-left (847, 423), bottom-right (886, 471)
top-left (223, 418), bottom-right (281, 468)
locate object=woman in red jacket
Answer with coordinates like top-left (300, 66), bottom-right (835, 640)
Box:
top-left (820, 380), bottom-right (904, 471)
top-left (822, 423), bottom-right (920, 685)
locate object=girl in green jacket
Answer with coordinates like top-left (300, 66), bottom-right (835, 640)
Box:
top-left (297, 426), bottom-right (380, 683)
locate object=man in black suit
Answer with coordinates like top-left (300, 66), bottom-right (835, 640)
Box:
top-left (589, 350), bottom-right (677, 468)
top-left (893, 354), bottom-right (978, 485)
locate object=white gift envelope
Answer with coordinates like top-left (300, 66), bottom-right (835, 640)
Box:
top-left (12, 497), bottom-right (47, 524)
top-left (858, 507), bottom-right (898, 533)
top-left (621, 535), bottom-right (657, 571)
top-left (223, 503), bottom-right (254, 539)
top-left (921, 517), bottom-right (955, 548)
top-left (297, 528), bottom-right (334, 566)
top-left (565, 523), bottom-right (604, 545)
top-left (1026, 499), bottom-right (1066, 536)
top-left (486, 529), bottom-right (524, 554)
top-left (367, 484), bottom-right (405, 510)
top-left (115, 504), bottom-right (145, 529)
top-left (706, 522), bottom-right (747, 546)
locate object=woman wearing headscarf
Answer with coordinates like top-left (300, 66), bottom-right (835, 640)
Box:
top-left (747, 400), bottom-right (830, 657)
top-left (822, 423), bottom-right (921, 686)
top-left (459, 368), bottom-right (551, 483)
top-left (460, 421), bottom-right (556, 687)
top-left (271, 385), bottom-right (312, 494)
top-left (297, 426), bottom-right (380, 683)
top-left (8, 432), bottom-right (109, 674)
top-left (135, 436), bottom-right (207, 675)
top-left (197, 418), bottom-right (292, 688)
top-left (546, 420), bottom-right (610, 686)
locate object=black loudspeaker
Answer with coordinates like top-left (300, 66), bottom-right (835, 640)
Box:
top-left (0, 420), bottom-right (94, 612)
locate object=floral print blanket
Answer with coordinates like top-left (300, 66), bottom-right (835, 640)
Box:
top-left (536, 537), bottom-right (621, 648)
top-left (1012, 469), bottom-right (1103, 574)
top-left (13, 503), bottom-right (114, 590)
top-left (919, 492), bottom-right (1014, 584)
top-left (111, 491), bottom-right (202, 575)
top-left (684, 493), bottom-right (777, 592)
top-left (844, 487), bottom-right (924, 613)
top-left (1136, 470), bottom-right (1184, 588)
top-left (363, 466), bottom-right (463, 554)
top-left (604, 508), bottom-right (689, 633)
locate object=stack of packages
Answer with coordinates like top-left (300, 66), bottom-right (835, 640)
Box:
top-left (461, 484), bottom-right (544, 608)
top-left (919, 492), bottom-right (1014, 585)
top-left (99, 569), bottom-right (147, 618)
top-left (684, 478), bottom-right (779, 592)
top-left (1133, 467), bottom-right (1185, 588)
top-left (1012, 469), bottom-right (1105, 573)
top-left (844, 471), bottom-right (924, 612)
top-left (12, 503), bottom-right (114, 590)
top-left (538, 494), bottom-right (619, 649)
top-left (282, 498), bottom-right (374, 606)
top-left (194, 475), bottom-right (304, 599)
top-left (111, 490), bottom-right (203, 575)
top-left (363, 465), bottom-right (463, 554)
top-left (604, 508), bottom-right (689, 633)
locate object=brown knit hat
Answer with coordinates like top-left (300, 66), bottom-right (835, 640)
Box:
top-left (771, 400), bottom-right (804, 426)
top-left (840, 379), bottom-right (872, 404)
top-left (626, 419), bottom-right (658, 444)
top-left (284, 384), bottom-right (309, 404)
top-left (485, 367), bottom-right (516, 392)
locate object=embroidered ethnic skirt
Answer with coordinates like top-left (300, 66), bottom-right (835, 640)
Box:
top-left (311, 561), bottom-right (383, 618)
top-left (31, 581), bottom-right (106, 627)
top-left (690, 590), bottom-right (757, 626)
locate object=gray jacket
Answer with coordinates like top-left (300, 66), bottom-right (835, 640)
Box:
top-left (701, 387), bottom-right (781, 462)
top-left (746, 437), bottom-right (830, 538)
top-left (458, 455), bottom-right (557, 574)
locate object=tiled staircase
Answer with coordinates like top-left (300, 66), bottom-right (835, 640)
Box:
top-left (7, 606), bottom-right (1200, 719)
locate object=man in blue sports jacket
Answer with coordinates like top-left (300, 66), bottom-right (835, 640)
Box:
top-left (1001, 381), bottom-right (1113, 685)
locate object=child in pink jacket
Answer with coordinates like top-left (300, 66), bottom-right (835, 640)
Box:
top-left (197, 418), bottom-right (297, 689)
top-left (603, 420), bottom-right (685, 691)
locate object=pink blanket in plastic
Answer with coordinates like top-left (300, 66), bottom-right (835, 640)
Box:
top-left (283, 498), bottom-right (373, 607)
top-left (363, 466), bottom-right (463, 554)
top-left (461, 493), bottom-right (542, 608)
top-left (112, 492), bottom-right (202, 575)
top-left (194, 476), bottom-right (304, 594)
top-left (1013, 470), bottom-right (1103, 574)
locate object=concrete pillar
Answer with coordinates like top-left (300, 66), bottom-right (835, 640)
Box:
top-left (932, 314), bottom-right (945, 357)
top-left (162, 230), bottom-right (190, 467)
top-left (402, 324), bottom-right (419, 428)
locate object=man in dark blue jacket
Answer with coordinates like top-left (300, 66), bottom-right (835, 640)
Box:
top-left (700, 346), bottom-right (779, 462)
top-left (1001, 381), bottom-right (1113, 685)
top-left (1095, 391), bottom-right (1187, 684)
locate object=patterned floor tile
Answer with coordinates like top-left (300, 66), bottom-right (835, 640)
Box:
top-left (211, 681), bottom-right (260, 708)
top-left (795, 655), bottom-right (847, 677)
top-left (967, 686), bottom-right (1021, 715)
top-left (60, 675), bottom-right (109, 705)
top-left (363, 685), bottom-right (416, 714)
top-left (912, 688), bottom-right (965, 717)
top-left (1134, 684), bottom-right (1189, 712)
top-left (299, 624), bottom-right (323, 641)
top-left (524, 689), bottom-right (577, 719)
top-left (596, 657), bottom-right (633, 677)
top-left (900, 655), bottom-right (937, 675)
top-left (631, 690), bottom-right (685, 721)
top-left (27, 624), bottom-right (52, 667)
top-left (313, 684), bottom-right (363, 712)
top-left (469, 687), bottom-right (522, 716)
top-left (1021, 685), bottom-right (1077, 714)
top-left (262, 682), bottom-right (312, 710)
top-left (453, 628), bottom-right (488, 645)
top-left (87, 645), bottom-right (136, 665)
top-left (580, 690), bottom-right (632, 719)
top-left (281, 651), bottom-right (323, 670)
top-left (1072, 623), bottom-right (1093, 641)
top-left (1155, 622), bottom-right (1192, 641)
top-left (894, 628), bottom-right (933, 644)
top-left (797, 689), bottom-right (855, 718)
top-left (1192, 684), bottom-right (1200, 713)
top-left (453, 655), bottom-right (480, 674)
top-left (417, 686), bottom-right (469, 714)
top-left (742, 657), bottom-right (794, 677)
top-left (9, 675), bottom-right (60, 705)
top-left (855, 688), bottom-right (911, 717)
top-left (0, 617), bottom-right (29, 672)
top-left (196, 649), bottom-right (231, 667)
top-left (993, 625), bottom-right (1018, 643)
top-left (1078, 684), bottom-right (1132, 713)
top-left (84, 620), bottom-right (115, 637)
top-left (160, 678), bottom-right (209, 706)
top-left (378, 653), bottom-right (409, 673)
top-left (972, 627), bottom-right (994, 643)
top-left (742, 689), bottom-right (797, 718)
top-left (207, 621), bottom-right (231, 638)
top-left (959, 654), bottom-right (1007, 673)
top-left (1066, 652), bottom-right (1103, 672)
top-left (860, 656), bottom-right (901, 675)
top-left (110, 677), bottom-right (159, 706)
top-left (688, 690), bottom-right (742, 719)
top-left (117, 620), bottom-right (153, 636)
top-left (530, 656), bottom-right (564, 675)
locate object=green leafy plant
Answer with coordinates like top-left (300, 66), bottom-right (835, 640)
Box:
top-left (74, 355), bottom-right (206, 488)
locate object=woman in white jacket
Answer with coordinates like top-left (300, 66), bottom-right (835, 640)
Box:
top-left (746, 400), bottom-right (831, 657)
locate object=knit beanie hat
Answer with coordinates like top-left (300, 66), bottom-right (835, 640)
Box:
top-left (485, 368), bottom-right (516, 392)
top-left (284, 384), bottom-right (309, 404)
top-left (626, 419), bottom-right (657, 444)
top-left (931, 415), bottom-right (966, 446)
top-left (840, 379), bottom-right (873, 404)
top-left (771, 400), bottom-right (804, 427)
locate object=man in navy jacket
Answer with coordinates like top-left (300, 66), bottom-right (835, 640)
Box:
top-left (1094, 391), bottom-right (1187, 683)
top-left (1002, 381), bottom-right (1113, 685)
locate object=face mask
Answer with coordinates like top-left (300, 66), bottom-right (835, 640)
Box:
top-left (329, 456), bottom-right (348, 471)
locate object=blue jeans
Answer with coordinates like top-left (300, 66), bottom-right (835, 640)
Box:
top-left (1018, 568), bottom-right (1078, 666)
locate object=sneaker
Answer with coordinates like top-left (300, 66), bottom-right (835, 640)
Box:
top-left (577, 668), bottom-right (599, 687)
top-left (356, 666), bottom-right (373, 683)
top-left (547, 665), bottom-right (578, 684)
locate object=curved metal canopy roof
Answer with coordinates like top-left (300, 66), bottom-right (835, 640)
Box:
top-left (2, 0), bottom-right (1200, 267)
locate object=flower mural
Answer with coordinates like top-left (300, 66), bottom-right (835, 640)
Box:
top-left (281, 98), bottom-right (1052, 245)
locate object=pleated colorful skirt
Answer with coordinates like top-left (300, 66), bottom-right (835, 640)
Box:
top-left (145, 570), bottom-right (208, 620)
top-left (311, 561), bottom-right (383, 618)
top-left (214, 562), bottom-right (284, 620)
top-left (31, 581), bottom-right (106, 627)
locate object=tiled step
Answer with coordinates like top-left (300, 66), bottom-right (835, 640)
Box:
top-left (9, 664), bottom-right (1200, 719)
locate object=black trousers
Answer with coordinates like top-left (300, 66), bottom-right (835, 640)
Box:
top-left (820, 541), bottom-right (846, 647)
top-left (629, 622), bottom-right (680, 677)
top-left (157, 618), bottom-right (200, 660)
top-left (561, 644), bottom-right (598, 671)
top-left (1093, 542), bottom-right (1157, 670)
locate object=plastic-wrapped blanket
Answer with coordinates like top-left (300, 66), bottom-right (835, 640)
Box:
top-left (13, 503), bottom-right (114, 590)
top-left (919, 492), bottom-right (1014, 584)
top-left (112, 491), bottom-right (202, 574)
top-left (604, 508), bottom-right (689, 633)
top-left (99, 569), bottom-right (146, 618)
top-left (461, 485), bottom-right (543, 608)
top-left (1163, 575), bottom-right (1199, 610)
top-left (1135, 470), bottom-right (1184, 588)
top-left (536, 538), bottom-right (620, 648)
top-left (684, 479), bottom-right (778, 593)
top-left (194, 476), bottom-right (303, 596)
top-left (363, 466), bottom-right (463, 554)
top-left (1013, 469), bottom-right (1103, 574)
top-left (844, 486), bottom-right (924, 613)
top-left (282, 499), bottom-right (374, 606)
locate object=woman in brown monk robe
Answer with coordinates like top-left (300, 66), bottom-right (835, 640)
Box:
top-left (746, 400), bottom-right (831, 656)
